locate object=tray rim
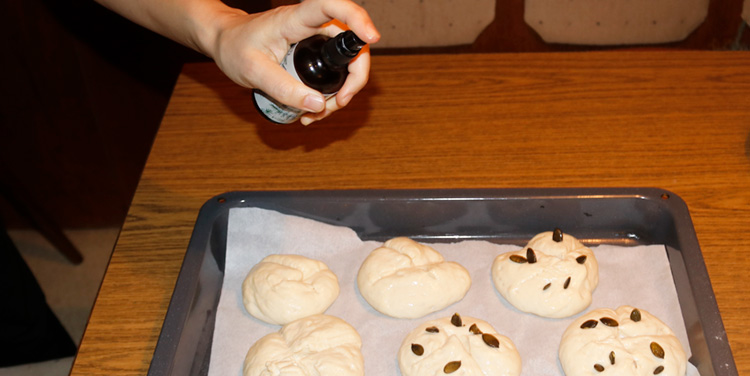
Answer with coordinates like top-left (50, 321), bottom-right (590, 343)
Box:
top-left (147, 187), bottom-right (737, 376)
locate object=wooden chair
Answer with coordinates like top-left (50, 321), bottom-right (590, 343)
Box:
top-left (268, 0), bottom-right (747, 54)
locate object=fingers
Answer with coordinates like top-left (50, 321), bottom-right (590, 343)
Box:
top-left (295, 0), bottom-right (380, 43)
top-left (250, 54), bottom-right (326, 113)
top-left (300, 98), bottom-right (338, 126)
top-left (337, 44), bottom-right (371, 107)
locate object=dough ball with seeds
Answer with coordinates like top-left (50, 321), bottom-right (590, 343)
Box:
top-left (357, 237), bottom-right (471, 318)
top-left (491, 229), bottom-right (598, 318)
top-left (398, 313), bottom-right (521, 376)
top-left (243, 314), bottom-right (363, 376)
top-left (242, 254), bottom-right (339, 325)
top-left (559, 306), bottom-right (687, 376)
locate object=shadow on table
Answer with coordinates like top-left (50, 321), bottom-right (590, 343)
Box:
top-left (183, 63), bottom-right (379, 152)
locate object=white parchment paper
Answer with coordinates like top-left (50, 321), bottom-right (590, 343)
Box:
top-left (208, 207), bottom-right (696, 376)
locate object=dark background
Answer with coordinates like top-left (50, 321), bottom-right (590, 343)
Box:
top-left (1, 0), bottom-right (748, 231)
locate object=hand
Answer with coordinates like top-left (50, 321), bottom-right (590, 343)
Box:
top-left (208, 0), bottom-right (380, 125)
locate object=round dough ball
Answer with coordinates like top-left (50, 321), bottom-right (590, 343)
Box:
top-left (559, 306), bottom-right (687, 376)
top-left (491, 230), bottom-right (598, 318)
top-left (244, 314), bottom-right (364, 376)
top-left (357, 237), bottom-right (471, 319)
top-left (242, 254), bottom-right (339, 325)
top-left (398, 313), bottom-right (522, 376)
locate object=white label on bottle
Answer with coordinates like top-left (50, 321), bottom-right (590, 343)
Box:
top-left (253, 44), bottom-right (304, 124)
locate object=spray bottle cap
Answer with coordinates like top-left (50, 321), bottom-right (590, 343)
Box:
top-left (323, 30), bottom-right (367, 68)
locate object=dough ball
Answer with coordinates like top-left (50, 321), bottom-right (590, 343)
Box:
top-left (357, 237), bottom-right (471, 319)
top-left (242, 254), bottom-right (339, 325)
top-left (559, 306), bottom-right (687, 376)
top-left (398, 313), bottom-right (522, 376)
top-left (492, 229), bottom-right (599, 318)
top-left (243, 314), bottom-right (364, 376)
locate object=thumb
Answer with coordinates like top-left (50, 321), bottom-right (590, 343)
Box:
top-left (251, 57), bottom-right (326, 113)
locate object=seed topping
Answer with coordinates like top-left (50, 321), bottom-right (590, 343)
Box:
top-left (564, 276), bottom-right (571, 289)
top-left (600, 317), bottom-right (619, 327)
top-left (630, 308), bottom-right (642, 322)
top-left (650, 341), bottom-right (665, 359)
top-left (444, 360), bottom-right (461, 373)
top-left (426, 326), bottom-right (439, 333)
top-left (576, 255), bottom-right (587, 264)
top-left (543, 282), bottom-right (551, 290)
top-left (526, 248), bottom-right (538, 264)
top-left (609, 351), bottom-right (615, 365)
top-left (553, 228), bottom-right (564, 242)
top-left (654, 365), bottom-right (665, 374)
top-left (469, 323), bottom-right (482, 335)
top-left (510, 255), bottom-right (528, 263)
top-left (451, 313), bottom-right (462, 327)
top-left (411, 343), bottom-right (424, 356)
top-left (594, 364), bottom-right (605, 372)
top-left (580, 319), bottom-right (598, 329)
top-left (482, 333), bottom-right (500, 348)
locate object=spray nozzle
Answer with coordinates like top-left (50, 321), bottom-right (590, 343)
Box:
top-left (323, 30), bottom-right (367, 67)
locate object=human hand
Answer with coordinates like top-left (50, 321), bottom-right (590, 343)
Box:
top-left (208, 0), bottom-right (380, 125)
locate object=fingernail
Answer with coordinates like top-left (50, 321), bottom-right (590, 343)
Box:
top-left (367, 26), bottom-right (381, 42)
top-left (303, 94), bottom-right (325, 113)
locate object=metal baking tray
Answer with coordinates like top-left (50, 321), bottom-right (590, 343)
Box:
top-left (147, 188), bottom-right (737, 376)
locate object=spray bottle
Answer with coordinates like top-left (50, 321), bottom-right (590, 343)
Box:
top-left (253, 30), bottom-right (368, 124)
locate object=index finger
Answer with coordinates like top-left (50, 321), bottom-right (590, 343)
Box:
top-left (295, 0), bottom-right (380, 43)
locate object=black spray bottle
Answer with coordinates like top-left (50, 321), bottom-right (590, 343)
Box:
top-left (253, 30), bottom-right (368, 124)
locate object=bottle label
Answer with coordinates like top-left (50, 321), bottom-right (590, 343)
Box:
top-left (253, 44), bottom-right (304, 124)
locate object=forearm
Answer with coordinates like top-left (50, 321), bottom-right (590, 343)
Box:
top-left (93, 0), bottom-right (246, 58)
top-left (94, 0), bottom-right (380, 125)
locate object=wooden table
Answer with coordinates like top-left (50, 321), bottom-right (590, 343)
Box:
top-left (71, 50), bottom-right (750, 375)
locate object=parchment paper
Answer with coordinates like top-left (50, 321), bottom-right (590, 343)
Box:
top-left (208, 207), bottom-right (697, 376)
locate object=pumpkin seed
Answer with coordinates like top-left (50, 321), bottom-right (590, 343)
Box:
top-left (580, 320), bottom-right (598, 329)
top-left (510, 255), bottom-right (528, 263)
top-left (526, 248), bottom-right (537, 264)
top-left (553, 228), bottom-right (564, 242)
top-left (482, 333), bottom-right (500, 348)
top-left (654, 366), bottom-right (665, 375)
top-left (469, 323), bottom-right (482, 335)
top-left (650, 342), bottom-right (665, 359)
top-left (609, 351), bottom-right (615, 365)
top-left (631, 308), bottom-right (642, 322)
top-left (600, 317), bottom-right (619, 327)
top-left (576, 255), bottom-right (587, 264)
top-left (594, 364), bottom-right (605, 372)
top-left (411, 343), bottom-right (424, 356)
top-left (564, 276), bottom-right (571, 289)
top-left (444, 361), bottom-right (461, 373)
top-left (426, 326), bottom-right (439, 333)
top-left (451, 313), bottom-right (462, 327)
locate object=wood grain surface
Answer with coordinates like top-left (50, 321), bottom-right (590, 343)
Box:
top-left (70, 50), bottom-right (750, 375)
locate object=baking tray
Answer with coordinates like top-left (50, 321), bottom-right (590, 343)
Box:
top-left (147, 188), bottom-right (737, 376)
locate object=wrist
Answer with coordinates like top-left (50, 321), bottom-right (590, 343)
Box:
top-left (188, 2), bottom-right (247, 58)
